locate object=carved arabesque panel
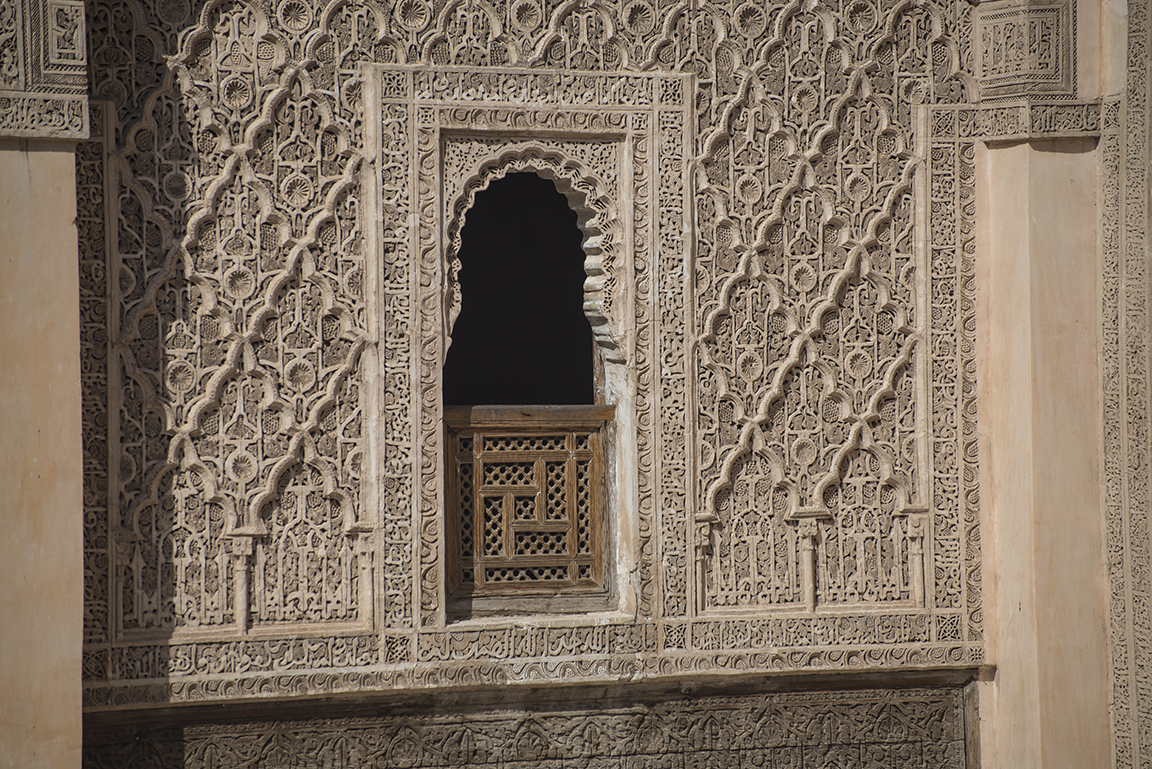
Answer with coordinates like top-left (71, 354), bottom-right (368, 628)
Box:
top-left (691, 1), bottom-right (973, 624)
top-left (89, 0), bottom-right (374, 649)
top-left (1104, 2), bottom-right (1151, 767)
top-left (974, 0), bottom-right (1075, 101)
top-left (80, 0), bottom-right (992, 707)
top-left (79, 103), bottom-right (112, 679)
top-left (0, 0), bottom-right (88, 137)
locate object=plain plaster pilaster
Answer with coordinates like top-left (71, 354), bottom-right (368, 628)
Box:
top-left (976, 138), bottom-right (1110, 769)
top-left (1101, 0), bottom-right (1129, 97)
top-left (0, 139), bottom-right (83, 769)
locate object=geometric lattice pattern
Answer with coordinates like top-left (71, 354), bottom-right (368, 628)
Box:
top-left (447, 406), bottom-right (608, 596)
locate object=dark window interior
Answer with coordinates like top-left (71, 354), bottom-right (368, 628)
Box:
top-left (442, 173), bottom-right (594, 406)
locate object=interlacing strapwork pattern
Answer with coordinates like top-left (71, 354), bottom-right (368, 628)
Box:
top-left (449, 426), bottom-right (605, 594)
top-left (80, 0), bottom-right (985, 708)
top-left (694, 1), bottom-right (964, 613)
top-left (85, 0), bottom-right (372, 644)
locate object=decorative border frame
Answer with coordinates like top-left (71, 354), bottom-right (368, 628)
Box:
top-left (0, 0), bottom-right (88, 138)
top-left (83, 687), bottom-right (969, 768)
top-left (974, 0), bottom-right (1075, 102)
top-left (364, 66), bottom-right (691, 636)
top-left (1103, 2), bottom-right (1151, 765)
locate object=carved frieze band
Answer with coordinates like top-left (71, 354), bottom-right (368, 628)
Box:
top-left (934, 101), bottom-right (1100, 142)
top-left (974, 0), bottom-right (1075, 101)
top-left (83, 611), bottom-right (979, 709)
top-left (0, 0), bottom-right (88, 138)
top-left (83, 688), bottom-right (968, 769)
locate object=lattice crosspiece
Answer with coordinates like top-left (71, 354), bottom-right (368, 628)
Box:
top-left (446, 406), bottom-right (612, 597)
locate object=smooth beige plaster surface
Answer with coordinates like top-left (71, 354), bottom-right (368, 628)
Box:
top-left (976, 138), bottom-right (1110, 769)
top-left (0, 140), bottom-right (83, 769)
top-left (1101, 0), bottom-right (1129, 96)
top-left (1078, 0), bottom-right (1103, 99)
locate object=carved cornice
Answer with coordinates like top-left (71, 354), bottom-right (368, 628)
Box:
top-left (934, 100), bottom-right (1100, 142)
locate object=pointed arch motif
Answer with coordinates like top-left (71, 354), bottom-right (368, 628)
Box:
top-left (422, 0), bottom-right (508, 66)
top-left (375, 66), bottom-right (691, 626)
top-left (442, 145), bottom-right (624, 363)
top-left (528, 0), bottom-right (622, 70)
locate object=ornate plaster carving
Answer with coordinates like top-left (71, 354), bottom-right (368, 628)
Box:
top-left (84, 688), bottom-right (968, 769)
top-left (1103, 3), bottom-right (1152, 767)
top-left (936, 99), bottom-right (1099, 140)
top-left (78, 0), bottom-right (1009, 709)
top-left (441, 139), bottom-right (625, 360)
top-left (0, 0), bottom-right (88, 138)
top-left (366, 65), bottom-right (689, 631)
top-left (974, 0), bottom-right (1075, 102)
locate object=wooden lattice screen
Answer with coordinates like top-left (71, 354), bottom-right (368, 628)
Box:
top-left (445, 406), bottom-right (613, 606)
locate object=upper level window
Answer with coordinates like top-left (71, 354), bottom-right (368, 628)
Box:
top-left (442, 173), bottom-right (595, 406)
top-left (442, 173), bottom-right (612, 616)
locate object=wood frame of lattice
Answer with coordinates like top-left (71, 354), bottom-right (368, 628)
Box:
top-left (445, 405), bottom-right (614, 616)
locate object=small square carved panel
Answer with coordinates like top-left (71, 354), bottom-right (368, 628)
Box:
top-left (46, 0), bottom-right (84, 65)
top-left (446, 406), bottom-right (612, 605)
top-left (975, 1), bottom-right (1074, 100)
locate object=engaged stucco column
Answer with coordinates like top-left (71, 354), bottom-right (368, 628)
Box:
top-left (976, 138), bottom-right (1110, 768)
top-left (0, 139), bottom-right (83, 769)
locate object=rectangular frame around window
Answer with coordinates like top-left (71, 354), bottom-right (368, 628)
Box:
top-left (366, 66), bottom-right (692, 630)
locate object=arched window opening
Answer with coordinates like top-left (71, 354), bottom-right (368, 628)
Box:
top-left (443, 172), bottom-right (613, 615)
top-left (443, 173), bottom-right (595, 406)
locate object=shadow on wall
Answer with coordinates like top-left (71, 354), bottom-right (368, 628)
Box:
top-left (82, 0), bottom-right (390, 725)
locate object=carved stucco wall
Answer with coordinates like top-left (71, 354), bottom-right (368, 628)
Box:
top-left (71, 0), bottom-right (1111, 763)
top-left (0, 0), bottom-right (88, 137)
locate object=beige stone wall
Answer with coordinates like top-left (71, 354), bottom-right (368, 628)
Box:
top-left (0, 139), bottom-right (83, 768)
top-left (977, 137), bottom-right (1110, 768)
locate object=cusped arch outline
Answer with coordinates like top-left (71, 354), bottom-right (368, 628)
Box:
top-left (442, 146), bottom-right (625, 364)
top-left (421, 0), bottom-right (509, 65)
top-left (526, 0), bottom-right (624, 68)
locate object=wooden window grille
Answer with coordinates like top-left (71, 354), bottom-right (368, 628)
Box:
top-left (446, 405), bottom-right (613, 603)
